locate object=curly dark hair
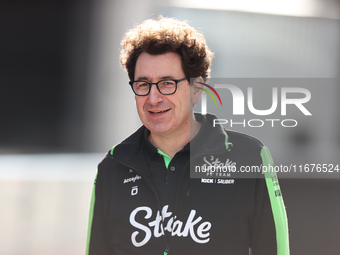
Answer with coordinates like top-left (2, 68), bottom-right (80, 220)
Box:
top-left (120, 16), bottom-right (214, 82)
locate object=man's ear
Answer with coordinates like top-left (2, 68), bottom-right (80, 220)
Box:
top-left (191, 76), bottom-right (204, 105)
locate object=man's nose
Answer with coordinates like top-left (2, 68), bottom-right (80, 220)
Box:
top-left (147, 84), bottom-right (163, 104)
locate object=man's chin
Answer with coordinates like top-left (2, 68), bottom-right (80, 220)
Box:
top-left (144, 121), bottom-right (173, 136)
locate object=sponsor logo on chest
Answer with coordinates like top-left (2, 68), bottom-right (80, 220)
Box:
top-left (129, 205), bottom-right (211, 247)
top-left (123, 174), bottom-right (141, 184)
top-left (201, 178), bottom-right (235, 184)
top-left (202, 156), bottom-right (236, 171)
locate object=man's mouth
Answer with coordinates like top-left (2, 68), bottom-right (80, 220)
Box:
top-left (149, 109), bottom-right (171, 115)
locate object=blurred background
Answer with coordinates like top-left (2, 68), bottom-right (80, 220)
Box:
top-left (0, 0), bottom-right (339, 254)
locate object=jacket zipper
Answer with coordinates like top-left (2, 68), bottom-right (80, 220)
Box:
top-left (164, 244), bottom-right (170, 255)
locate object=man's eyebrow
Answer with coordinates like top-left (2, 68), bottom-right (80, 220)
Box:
top-left (135, 75), bottom-right (176, 81)
top-left (159, 75), bottom-right (175, 80)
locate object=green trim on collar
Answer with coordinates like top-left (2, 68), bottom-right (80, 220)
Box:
top-left (110, 145), bottom-right (116, 155)
top-left (157, 149), bottom-right (172, 169)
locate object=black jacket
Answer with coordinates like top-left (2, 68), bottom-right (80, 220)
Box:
top-left (86, 114), bottom-right (289, 255)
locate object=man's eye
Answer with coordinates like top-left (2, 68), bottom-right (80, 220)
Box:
top-left (162, 81), bottom-right (175, 86)
top-left (137, 82), bottom-right (149, 88)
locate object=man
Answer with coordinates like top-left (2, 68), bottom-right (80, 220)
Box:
top-left (86, 17), bottom-right (289, 255)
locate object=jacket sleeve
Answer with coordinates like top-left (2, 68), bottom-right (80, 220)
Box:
top-left (249, 146), bottom-right (290, 255)
top-left (86, 169), bottom-right (115, 255)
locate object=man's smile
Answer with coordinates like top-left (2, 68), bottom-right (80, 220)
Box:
top-left (148, 108), bottom-right (171, 116)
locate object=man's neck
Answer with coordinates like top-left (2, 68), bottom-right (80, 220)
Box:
top-left (148, 120), bottom-right (202, 158)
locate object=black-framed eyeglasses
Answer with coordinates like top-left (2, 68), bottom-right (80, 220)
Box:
top-left (129, 78), bottom-right (186, 96)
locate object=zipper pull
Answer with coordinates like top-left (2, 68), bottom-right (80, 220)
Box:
top-left (164, 245), bottom-right (170, 255)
